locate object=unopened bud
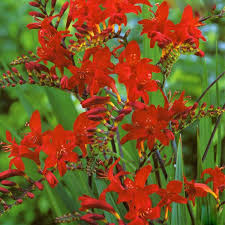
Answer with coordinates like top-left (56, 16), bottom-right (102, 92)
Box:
top-left (87, 107), bottom-right (107, 116)
top-left (27, 23), bottom-right (41, 29)
top-left (81, 96), bottom-right (110, 108)
top-left (115, 114), bottom-right (125, 122)
top-left (87, 115), bottom-right (103, 121)
top-left (120, 107), bottom-right (132, 115)
top-left (34, 181), bottom-right (44, 191)
top-left (51, 74), bottom-right (58, 81)
top-left (209, 105), bottom-right (214, 110)
top-left (125, 29), bottom-right (131, 38)
top-left (27, 192), bottom-right (35, 199)
top-left (29, 79), bottom-right (35, 84)
top-left (60, 76), bottom-right (69, 89)
top-left (25, 62), bottom-right (33, 72)
top-left (41, 73), bottom-right (47, 79)
top-left (191, 102), bottom-right (198, 110)
top-left (0, 169), bottom-right (24, 179)
top-left (3, 204), bottom-right (9, 210)
top-left (51, 0), bottom-right (57, 8)
top-left (76, 27), bottom-right (89, 35)
top-left (200, 111), bottom-right (206, 117)
top-left (87, 127), bottom-right (97, 133)
top-left (29, 11), bottom-right (45, 18)
top-left (59, 2), bottom-right (69, 17)
top-left (191, 111), bottom-right (196, 117)
top-left (80, 213), bottom-right (105, 224)
top-left (1, 180), bottom-right (16, 187)
top-left (195, 50), bottom-right (205, 57)
top-left (200, 102), bottom-right (207, 109)
top-left (0, 187), bottom-right (9, 194)
top-left (111, 126), bottom-right (117, 132)
top-left (29, 2), bottom-right (40, 7)
top-left (16, 199), bottom-right (23, 204)
top-left (182, 113), bottom-right (188, 120)
top-left (11, 68), bottom-right (18, 74)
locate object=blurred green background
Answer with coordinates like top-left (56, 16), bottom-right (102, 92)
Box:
top-left (0, 0), bottom-right (224, 224)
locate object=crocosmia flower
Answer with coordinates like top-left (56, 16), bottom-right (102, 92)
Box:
top-left (42, 125), bottom-right (78, 176)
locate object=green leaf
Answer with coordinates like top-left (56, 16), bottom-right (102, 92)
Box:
top-left (45, 87), bottom-right (79, 130)
top-left (171, 135), bottom-right (187, 225)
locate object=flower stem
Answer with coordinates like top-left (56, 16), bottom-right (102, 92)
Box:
top-left (202, 103), bottom-right (225, 162)
top-left (196, 70), bottom-right (225, 103)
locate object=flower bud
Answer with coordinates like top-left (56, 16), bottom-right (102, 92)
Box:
top-left (29, 2), bottom-right (40, 7)
top-left (87, 107), bottom-right (107, 116)
top-left (191, 102), bottom-right (198, 111)
top-left (81, 96), bottom-right (110, 108)
top-left (115, 114), bottom-right (125, 122)
top-left (1, 180), bottom-right (16, 187)
top-left (60, 76), bottom-right (69, 89)
top-left (200, 102), bottom-right (207, 110)
top-left (120, 107), bottom-right (132, 115)
top-left (29, 11), bottom-right (45, 18)
top-left (16, 199), bottom-right (23, 204)
top-left (34, 181), bottom-right (44, 191)
top-left (51, 0), bottom-right (57, 8)
top-left (44, 171), bottom-right (58, 188)
top-left (0, 187), bottom-right (9, 194)
top-left (11, 68), bottom-right (18, 74)
top-left (0, 169), bottom-right (24, 179)
top-left (27, 23), bottom-right (41, 29)
top-left (59, 2), bottom-right (69, 17)
top-left (87, 115), bottom-right (103, 121)
top-left (27, 192), bottom-right (35, 199)
top-left (195, 50), bottom-right (205, 57)
top-left (80, 213), bottom-right (105, 224)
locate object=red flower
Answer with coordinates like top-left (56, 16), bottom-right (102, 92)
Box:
top-left (103, 0), bottom-right (152, 26)
top-left (73, 112), bottom-right (100, 157)
top-left (21, 110), bottom-right (43, 151)
top-left (184, 176), bottom-right (218, 206)
top-left (173, 5), bottom-right (206, 48)
top-left (139, 1), bottom-right (174, 48)
top-left (157, 180), bottom-right (187, 220)
top-left (43, 170), bottom-right (58, 188)
top-left (117, 165), bottom-right (160, 224)
top-left (201, 166), bottom-right (225, 196)
top-left (67, 62), bottom-right (94, 96)
top-left (121, 101), bottom-right (174, 155)
top-left (4, 131), bottom-right (40, 171)
top-left (169, 91), bottom-right (192, 118)
top-left (100, 158), bottom-right (128, 200)
top-left (115, 41), bottom-right (160, 104)
top-left (68, 0), bottom-right (106, 29)
top-left (37, 17), bottom-right (73, 74)
top-left (68, 46), bottom-right (119, 98)
top-left (42, 125), bottom-right (78, 176)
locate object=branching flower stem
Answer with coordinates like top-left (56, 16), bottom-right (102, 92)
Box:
top-left (202, 103), bottom-right (225, 162)
top-left (196, 70), bottom-right (225, 103)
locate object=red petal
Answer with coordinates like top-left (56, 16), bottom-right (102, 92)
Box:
top-left (167, 180), bottom-right (183, 193)
top-left (9, 157), bottom-right (25, 171)
top-left (30, 110), bottom-right (41, 133)
top-left (135, 165), bottom-right (152, 188)
top-left (6, 130), bottom-right (12, 142)
top-left (58, 159), bottom-right (67, 177)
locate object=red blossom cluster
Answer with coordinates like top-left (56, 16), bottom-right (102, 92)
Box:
top-left (78, 158), bottom-right (222, 224)
top-left (2, 110), bottom-right (99, 187)
top-left (139, 1), bottom-right (206, 55)
top-left (0, 0), bottom-right (225, 224)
